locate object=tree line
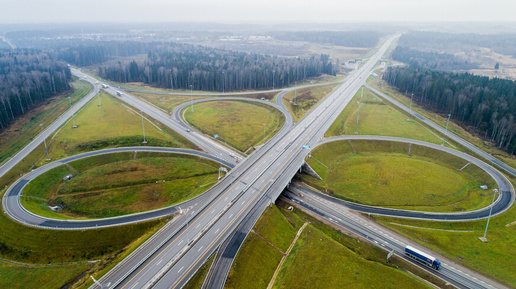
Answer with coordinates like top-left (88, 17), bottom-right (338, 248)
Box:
top-left (383, 66), bottom-right (516, 153)
top-left (97, 44), bottom-right (337, 91)
top-left (392, 46), bottom-right (479, 71)
top-left (0, 49), bottom-right (71, 131)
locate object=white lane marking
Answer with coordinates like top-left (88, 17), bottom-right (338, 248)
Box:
top-left (196, 223), bottom-right (201, 228)
top-left (198, 246), bottom-right (204, 252)
top-left (178, 266), bottom-right (184, 273)
top-left (211, 210), bottom-right (215, 214)
top-left (156, 259), bottom-right (163, 265)
top-left (224, 197), bottom-right (228, 201)
top-left (229, 214), bottom-right (233, 219)
top-left (215, 228), bottom-right (220, 234)
top-left (178, 240), bottom-right (184, 245)
top-left (130, 283), bottom-right (139, 289)
top-left (241, 200), bottom-right (246, 205)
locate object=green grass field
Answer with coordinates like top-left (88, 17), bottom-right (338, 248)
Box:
top-left (133, 91), bottom-right (278, 114)
top-left (0, 79), bottom-right (92, 165)
top-left (184, 100), bottom-right (285, 152)
top-left (302, 140), bottom-right (496, 212)
top-left (374, 179), bottom-right (516, 288)
top-left (0, 261), bottom-right (91, 289)
top-left (226, 205), bottom-right (435, 289)
top-left (273, 225), bottom-right (430, 289)
top-left (44, 92), bottom-right (193, 162)
top-left (325, 87), bottom-right (444, 145)
top-left (22, 153), bottom-right (221, 218)
top-left (368, 78), bottom-right (516, 170)
top-left (282, 84), bottom-right (340, 122)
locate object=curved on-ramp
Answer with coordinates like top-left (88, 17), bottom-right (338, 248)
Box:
top-left (2, 147), bottom-right (235, 230)
top-left (292, 135), bottom-right (515, 221)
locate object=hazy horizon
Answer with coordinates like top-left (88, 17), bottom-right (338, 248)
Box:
top-left (1, 0), bottom-right (515, 25)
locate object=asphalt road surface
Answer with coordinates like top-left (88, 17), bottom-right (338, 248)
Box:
top-left (2, 147), bottom-right (234, 229)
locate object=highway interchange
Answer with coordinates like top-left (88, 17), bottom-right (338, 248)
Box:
top-left (0, 35), bottom-right (514, 289)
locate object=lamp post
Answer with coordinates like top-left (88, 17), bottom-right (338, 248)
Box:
top-left (480, 189), bottom-right (499, 242)
top-left (442, 113), bottom-right (451, 146)
top-left (40, 124), bottom-right (51, 161)
top-left (190, 85), bottom-right (194, 112)
top-left (141, 110), bottom-right (147, 144)
top-left (68, 97), bottom-right (78, 128)
top-left (407, 93), bottom-right (414, 121)
top-left (355, 101), bottom-right (361, 134)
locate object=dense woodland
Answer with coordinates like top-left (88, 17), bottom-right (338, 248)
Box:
top-left (98, 44), bottom-right (337, 91)
top-left (0, 49), bottom-right (71, 131)
top-left (271, 31), bottom-right (382, 48)
top-left (392, 46), bottom-right (479, 71)
top-left (398, 31), bottom-right (516, 57)
top-left (383, 67), bottom-right (516, 153)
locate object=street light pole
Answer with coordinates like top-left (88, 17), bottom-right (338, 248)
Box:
top-left (442, 113), bottom-right (451, 146)
top-left (40, 124), bottom-right (51, 161)
top-left (407, 93), bottom-right (414, 121)
top-left (481, 189), bottom-right (499, 242)
top-left (68, 97), bottom-right (78, 128)
top-left (141, 110), bottom-right (147, 144)
top-left (355, 101), bottom-right (361, 134)
top-left (190, 85), bottom-right (194, 112)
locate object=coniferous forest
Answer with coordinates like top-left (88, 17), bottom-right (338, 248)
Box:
top-left (98, 44), bottom-right (337, 91)
top-left (383, 66), bottom-right (516, 153)
top-left (0, 49), bottom-right (71, 131)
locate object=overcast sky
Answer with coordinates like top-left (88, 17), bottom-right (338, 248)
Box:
top-left (0, 0), bottom-right (515, 24)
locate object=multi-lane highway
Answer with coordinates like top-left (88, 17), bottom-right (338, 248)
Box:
top-left (281, 192), bottom-right (509, 289)
top-left (95, 36), bottom-right (398, 289)
top-left (1, 33), bottom-right (514, 289)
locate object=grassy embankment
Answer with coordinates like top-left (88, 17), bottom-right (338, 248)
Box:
top-left (282, 83), bottom-right (340, 122)
top-left (368, 78), bottom-right (516, 171)
top-left (44, 91), bottom-right (194, 162)
top-left (225, 205), bottom-right (434, 289)
top-left (182, 254), bottom-right (216, 289)
top-left (325, 87), bottom-right (444, 145)
top-left (0, 79), bottom-right (92, 165)
top-left (133, 90), bottom-right (278, 114)
top-left (0, 84), bottom-right (197, 287)
top-left (373, 178), bottom-right (516, 288)
top-left (300, 140), bottom-right (496, 212)
top-left (21, 152), bottom-right (221, 219)
top-left (184, 100), bottom-right (285, 152)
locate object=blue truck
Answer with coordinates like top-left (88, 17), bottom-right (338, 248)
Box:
top-left (405, 245), bottom-right (441, 270)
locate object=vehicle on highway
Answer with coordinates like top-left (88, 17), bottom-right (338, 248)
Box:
top-left (405, 245), bottom-right (441, 270)
top-left (116, 91), bottom-right (122, 96)
top-left (102, 84), bottom-right (109, 89)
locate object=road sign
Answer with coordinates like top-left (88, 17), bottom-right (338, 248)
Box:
top-left (214, 134), bottom-right (219, 139)
top-left (302, 145), bottom-right (310, 149)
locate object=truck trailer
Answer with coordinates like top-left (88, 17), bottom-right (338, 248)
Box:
top-left (405, 245), bottom-right (441, 270)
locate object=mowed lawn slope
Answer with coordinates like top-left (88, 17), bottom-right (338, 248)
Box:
top-left (325, 87), bottom-right (443, 145)
top-left (302, 140), bottom-right (495, 212)
top-left (46, 92), bottom-right (193, 162)
top-left (184, 101), bottom-right (285, 152)
top-left (22, 153), bottom-right (221, 218)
